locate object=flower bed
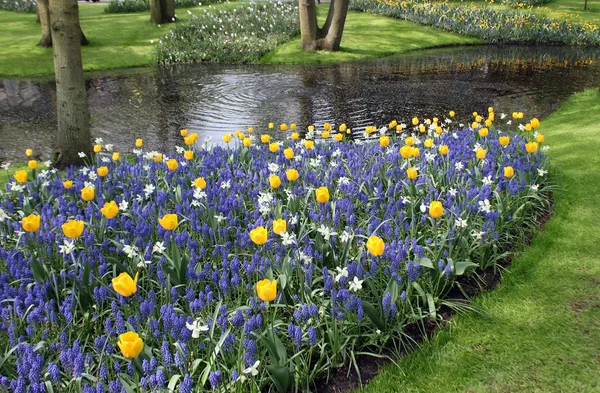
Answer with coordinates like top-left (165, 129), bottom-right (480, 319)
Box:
top-left (0, 0), bottom-right (35, 12)
top-left (349, 0), bottom-right (600, 45)
top-left (155, 2), bottom-right (300, 64)
top-left (104, 0), bottom-right (224, 15)
top-left (0, 112), bottom-right (551, 392)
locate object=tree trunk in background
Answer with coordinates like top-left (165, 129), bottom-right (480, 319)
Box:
top-left (299, 0), bottom-right (349, 51)
top-left (49, 0), bottom-right (92, 168)
top-left (584, 0), bottom-right (588, 10)
top-left (37, 0), bottom-right (52, 47)
top-left (150, 0), bottom-right (176, 24)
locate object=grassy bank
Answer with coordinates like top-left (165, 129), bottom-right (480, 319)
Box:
top-left (0, 2), bottom-right (238, 77)
top-left (261, 4), bottom-right (481, 64)
top-left (359, 88), bottom-right (600, 392)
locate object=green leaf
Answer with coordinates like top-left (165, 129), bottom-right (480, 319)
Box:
top-left (167, 374), bottom-right (182, 391)
top-left (265, 365), bottom-right (293, 393)
top-left (385, 278), bottom-right (399, 303)
top-left (419, 257), bottom-right (434, 269)
top-left (454, 261), bottom-right (478, 276)
top-left (362, 301), bottom-right (384, 329)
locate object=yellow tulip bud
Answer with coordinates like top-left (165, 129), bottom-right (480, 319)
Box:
top-left (419, 125), bottom-right (426, 133)
top-left (323, 123), bottom-right (332, 131)
top-left (136, 138), bottom-right (143, 148)
top-left (412, 117), bottom-right (419, 126)
top-left (62, 219), bottom-right (84, 239)
top-left (26, 149), bottom-right (33, 157)
top-left (28, 160), bottom-right (37, 170)
top-left (308, 125), bottom-right (315, 132)
top-left (504, 166), bottom-right (515, 178)
top-left (243, 138), bottom-right (252, 147)
top-left (291, 132), bottom-right (299, 140)
top-left (366, 235), bottom-right (385, 257)
top-left (304, 140), bottom-right (314, 150)
top-left (81, 187), bottom-right (95, 201)
top-left (400, 145), bottom-right (412, 159)
top-left (424, 139), bottom-right (433, 148)
top-left (525, 142), bottom-right (538, 154)
top-left (499, 136), bottom-right (510, 147)
top-left (322, 131), bottom-right (330, 139)
top-left (112, 272), bottom-right (139, 297)
top-left (158, 214), bottom-right (178, 230)
top-left (22, 214), bottom-right (40, 232)
top-left (14, 170), bottom-right (28, 183)
top-left (256, 278), bottom-right (277, 302)
top-left (112, 152), bottom-right (120, 161)
top-left (290, 123), bottom-right (297, 130)
top-left (476, 148), bottom-right (487, 160)
top-left (222, 134), bottom-right (232, 143)
top-left (194, 177), bottom-right (206, 189)
top-left (435, 126), bottom-right (443, 135)
top-left (531, 118), bottom-right (540, 128)
top-left (334, 133), bottom-right (343, 142)
top-left (439, 145), bottom-right (449, 155)
top-left (410, 147), bottom-right (420, 157)
top-left (117, 331), bottom-right (144, 358)
top-left (184, 150), bottom-right (194, 160)
top-left (284, 148), bottom-right (294, 160)
top-left (101, 201), bottom-right (119, 219)
top-left (269, 175), bottom-right (281, 189)
top-left (429, 201), bottom-right (444, 219)
top-left (250, 226), bottom-right (268, 245)
top-left (525, 123), bottom-right (532, 132)
top-left (63, 180), bottom-right (73, 189)
top-left (153, 153), bottom-right (163, 163)
top-left (247, 127), bottom-right (254, 133)
top-left (273, 218), bottom-right (287, 235)
top-left (406, 167), bottom-right (418, 180)
top-left (166, 159), bottom-right (178, 171)
top-left (286, 169), bottom-right (299, 182)
top-left (261, 134), bottom-right (271, 144)
top-left (389, 120), bottom-right (398, 129)
top-left (405, 137), bottom-right (414, 146)
top-left (97, 166), bottom-right (108, 177)
top-left (315, 187), bottom-right (329, 203)
top-left (269, 143), bottom-right (279, 153)
top-left (485, 119), bottom-right (493, 127)
top-left (478, 127), bottom-right (489, 137)
top-left (471, 121), bottom-right (479, 129)
top-left (268, 123), bottom-right (274, 129)
top-left (449, 110), bottom-right (455, 117)
top-left (180, 129), bottom-right (188, 137)
top-left (380, 136), bottom-right (390, 147)
top-left (280, 123), bottom-right (288, 131)
top-left (339, 123), bottom-right (347, 132)
top-left (94, 144), bottom-right (102, 153)
top-left (536, 134), bottom-right (545, 144)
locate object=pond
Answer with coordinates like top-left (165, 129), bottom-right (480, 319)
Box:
top-left (1, 44), bottom-right (599, 163)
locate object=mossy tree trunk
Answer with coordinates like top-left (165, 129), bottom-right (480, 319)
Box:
top-left (299, 0), bottom-right (349, 51)
top-left (38, 0), bottom-right (88, 47)
top-left (49, 0), bottom-right (92, 169)
top-left (150, 0), bottom-right (176, 24)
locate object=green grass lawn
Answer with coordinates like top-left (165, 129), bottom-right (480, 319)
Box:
top-left (261, 4), bottom-right (482, 64)
top-left (0, 2), bottom-right (239, 77)
top-left (541, 0), bottom-right (600, 24)
top-left (358, 88), bottom-right (600, 392)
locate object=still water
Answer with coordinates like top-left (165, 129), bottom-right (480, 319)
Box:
top-left (1, 45), bottom-right (599, 163)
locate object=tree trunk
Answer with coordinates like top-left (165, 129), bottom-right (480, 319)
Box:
top-left (49, 0), bottom-right (92, 168)
top-left (37, 0), bottom-right (52, 47)
top-left (150, 0), bottom-right (176, 24)
top-left (299, 0), bottom-right (349, 52)
top-left (584, 0), bottom-right (588, 10)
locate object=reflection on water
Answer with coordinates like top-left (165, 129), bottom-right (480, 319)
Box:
top-left (1, 45), bottom-right (599, 162)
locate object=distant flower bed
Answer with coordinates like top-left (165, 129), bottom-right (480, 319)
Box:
top-left (0, 111), bottom-right (551, 392)
top-left (104, 0), bottom-right (224, 14)
top-left (155, 1), bottom-right (300, 64)
top-left (0, 0), bottom-right (35, 12)
top-left (350, 0), bottom-right (600, 45)
top-left (495, 0), bottom-right (551, 8)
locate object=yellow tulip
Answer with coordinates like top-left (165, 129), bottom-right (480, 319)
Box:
top-left (286, 169), bottom-right (299, 182)
top-left (485, 119), bottom-right (493, 127)
top-left (488, 106), bottom-right (494, 113)
top-left (26, 149), bottom-right (33, 157)
top-left (62, 219), bottom-right (84, 239)
top-left (322, 131), bottom-right (330, 139)
top-left (284, 148), bottom-right (294, 160)
top-left (112, 152), bottom-right (120, 161)
top-left (439, 145), bottom-right (449, 155)
top-left (405, 137), bottom-right (414, 146)
top-left (94, 144), bottom-right (102, 153)
top-left (518, 112), bottom-right (524, 119)
top-left (489, 113), bottom-right (495, 121)
top-left (389, 120), bottom-right (397, 129)
top-left (194, 177), bottom-right (207, 189)
top-left (366, 235), bottom-right (385, 257)
top-left (291, 132), bottom-right (299, 140)
top-left (268, 123), bottom-right (274, 129)
top-left (531, 118), bottom-right (540, 128)
top-left (471, 121), bottom-right (479, 129)
top-left (400, 145), bottom-right (412, 159)
top-left (101, 201), bottom-right (119, 219)
top-left (304, 140), bottom-right (314, 150)
top-left (117, 331), bottom-right (144, 358)
top-left (280, 124), bottom-right (288, 131)
top-left (499, 136), bottom-right (510, 147)
top-left (435, 126), bottom-right (443, 135)
top-left (473, 112), bottom-right (479, 117)
top-left (269, 143), bottom-right (279, 153)
top-left (410, 147), bottom-right (420, 157)
top-left (290, 123), bottom-right (297, 130)
top-left (247, 127), bottom-right (254, 133)
top-left (478, 128), bottom-right (489, 137)
top-left (308, 125), bottom-right (315, 132)
top-left (153, 153), bottom-right (163, 163)
top-left (184, 133), bottom-right (198, 146)
top-left (269, 175), bottom-right (281, 189)
top-left (250, 226), bottom-right (268, 245)
top-left (525, 142), bottom-right (538, 154)
top-left (166, 159), bottom-right (178, 171)
top-left (323, 123), bottom-right (332, 131)
top-left (136, 138), bottom-right (143, 148)
top-left (256, 279), bottom-right (277, 302)
top-left (380, 136), bottom-right (390, 147)
top-left (222, 134), bottom-right (232, 143)
top-left (339, 123), bottom-right (347, 132)
top-left (429, 201), bottom-right (444, 219)
top-left (22, 214), bottom-right (40, 232)
top-left (63, 180), bottom-right (73, 189)
top-left (28, 160), bottom-right (37, 170)
top-left (243, 138), bottom-right (252, 147)
top-left (475, 148), bottom-right (487, 160)
top-left (81, 187), bottom-right (95, 201)
top-left (261, 134), bottom-right (271, 144)
top-left (449, 110), bottom-right (455, 117)
top-left (112, 272), bottom-right (139, 297)
top-left (273, 218), bottom-right (287, 235)
top-left (475, 115), bottom-right (482, 123)
top-left (184, 150), bottom-right (194, 160)
top-left (424, 138), bottom-right (433, 148)
top-left (158, 214), bottom-right (178, 230)
top-left (97, 166), bottom-right (108, 177)
top-left (315, 187), bottom-right (329, 203)
top-left (180, 129), bottom-right (189, 137)
top-left (419, 125), bottom-right (426, 133)
top-left (525, 123), bottom-right (532, 132)
top-left (406, 167), bottom-right (418, 180)
top-left (504, 166), bottom-right (515, 178)
top-left (412, 117), bottom-right (419, 126)
top-left (14, 170), bottom-right (28, 183)
top-left (536, 134), bottom-right (545, 144)
top-left (334, 133), bottom-right (343, 142)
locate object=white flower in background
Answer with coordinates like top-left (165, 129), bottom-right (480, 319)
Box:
top-left (376, 329), bottom-right (382, 335)
top-left (175, 146), bottom-right (185, 154)
top-left (193, 188), bottom-right (206, 200)
top-left (452, 132), bottom-right (459, 139)
top-left (455, 162), bottom-right (464, 171)
top-left (84, 181), bottom-right (95, 189)
top-left (531, 184), bottom-right (540, 191)
top-left (537, 168), bottom-right (548, 176)
top-left (186, 318), bottom-right (209, 338)
top-left (309, 158), bottom-right (320, 169)
top-left (472, 143), bottom-right (483, 152)
top-left (478, 199), bottom-right (492, 213)
top-left (331, 149), bottom-right (342, 159)
top-left (144, 151), bottom-right (158, 160)
top-left (94, 138), bottom-right (104, 144)
top-left (401, 196), bottom-right (412, 204)
top-left (542, 145), bottom-right (550, 151)
top-left (119, 200), bottom-right (129, 211)
top-left (482, 175), bottom-right (494, 186)
top-left (455, 218), bottom-right (468, 228)
top-left (334, 266), bottom-right (348, 283)
top-left (1, 162), bottom-right (11, 170)
top-left (78, 152), bottom-right (86, 158)
top-left (518, 124), bottom-right (526, 131)
top-left (445, 118), bottom-right (452, 124)
top-left (283, 189), bottom-right (296, 200)
top-left (425, 152), bottom-right (436, 162)
top-left (214, 214), bottom-right (226, 223)
top-left (420, 203), bottom-right (427, 213)
top-left (0, 209), bottom-right (7, 222)
top-left (268, 163), bottom-right (280, 173)
top-left (144, 184), bottom-right (155, 198)
top-left (448, 188), bottom-right (457, 197)
top-left (220, 180), bottom-right (231, 190)
top-left (348, 276), bottom-right (363, 292)
top-left (289, 215), bottom-right (298, 225)
top-left (101, 157), bottom-right (111, 163)
top-left (242, 360), bottom-right (260, 377)
top-left (280, 232), bottom-right (296, 246)
top-left (316, 224), bottom-right (336, 241)
top-left (152, 241), bottom-right (166, 254)
top-left (104, 144), bottom-right (113, 152)
top-left (400, 123), bottom-right (407, 129)
top-left (10, 184), bottom-right (25, 193)
top-left (340, 230), bottom-right (352, 243)
top-left (500, 113), bottom-right (507, 119)
top-left (471, 230), bottom-right (485, 240)
top-left (137, 260), bottom-right (152, 268)
top-left (379, 126), bottom-right (388, 135)
top-left (80, 167), bottom-right (89, 175)
top-left (506, 120), bottom-right (512, 125)
top-left (41, 180), bottom-right (50, 188)
top-left (135, 194), bottom-right (143, 202)
top-left (298, 251), bottom-right (312, 265)
top-left (88, 172), bottom-right (98, 181)
top-left (338, 177), bottom-right (350, 186)
top-left (44, 160), bottom-right (52, 167)
top-left (122, 244), bottom-right (139, 259)
top-left (143, 165), bottom-right (150, 171)
top-left (133, 149), bottom-right (143, 156)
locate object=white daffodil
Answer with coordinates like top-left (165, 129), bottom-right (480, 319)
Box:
top-left (280, 232), bottom-right (296, 246)
top-left (220, 180), bottom-right (231, 190)
top-left (448, 188), bottom-right (457, 197)
top-left (268, 163), bottom-right (280, 173)
top-left (420, 203), bottom-right (427, 213)
top-left (340, 230), bottom-right (352, 243)
top-left (455, 218), bottom-right (468, 228)
top-left (455, 162), bottom-right (464, 171)
top-left (186, 318), bottom-right (209, 338)
top-left (349, 276), bottom-right (363, 292)
top-left (478, 199), bottom-right (492, 213)
top-left (144, 184), bottom-right (155, 199)
top-left (78, 152), bottom-right (86, 158)
top-left (119, 200), bottom-right (129, 211)
top-left (537, 168), bottom-right (548, 176)
top-left (401, 196), bottom-right (412, 204)
top-left (101, 157), bottom-right (111, 163)
top-left (122, 245), bottom-right (139, 259)
top-left (152, 241), bottom-right (166, 254)
top-left (1, 162), bottom-right (11, 170)
top-left (242, 360), bottom-right (260, 377)
top-left (334, 266), bottom-right (348, 283)
top-left (58, 240), bottom-right (76, 255)
top-left (316, 224), bottom-right (336, 241)
top-left (0, 209), bottom-right (7, 222)
top-left (84, 181), bottom-right (95, 189)
top-left (531, 184), bottom-right (540, 191)
top-left (94, 137), bottom-right (103, 144)
top-left (482, 175), bottom-right (494, 186)
top-left (175, 146), bottom-right (185, 155)
top-left (214, 214), bottom-right (226, 223)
